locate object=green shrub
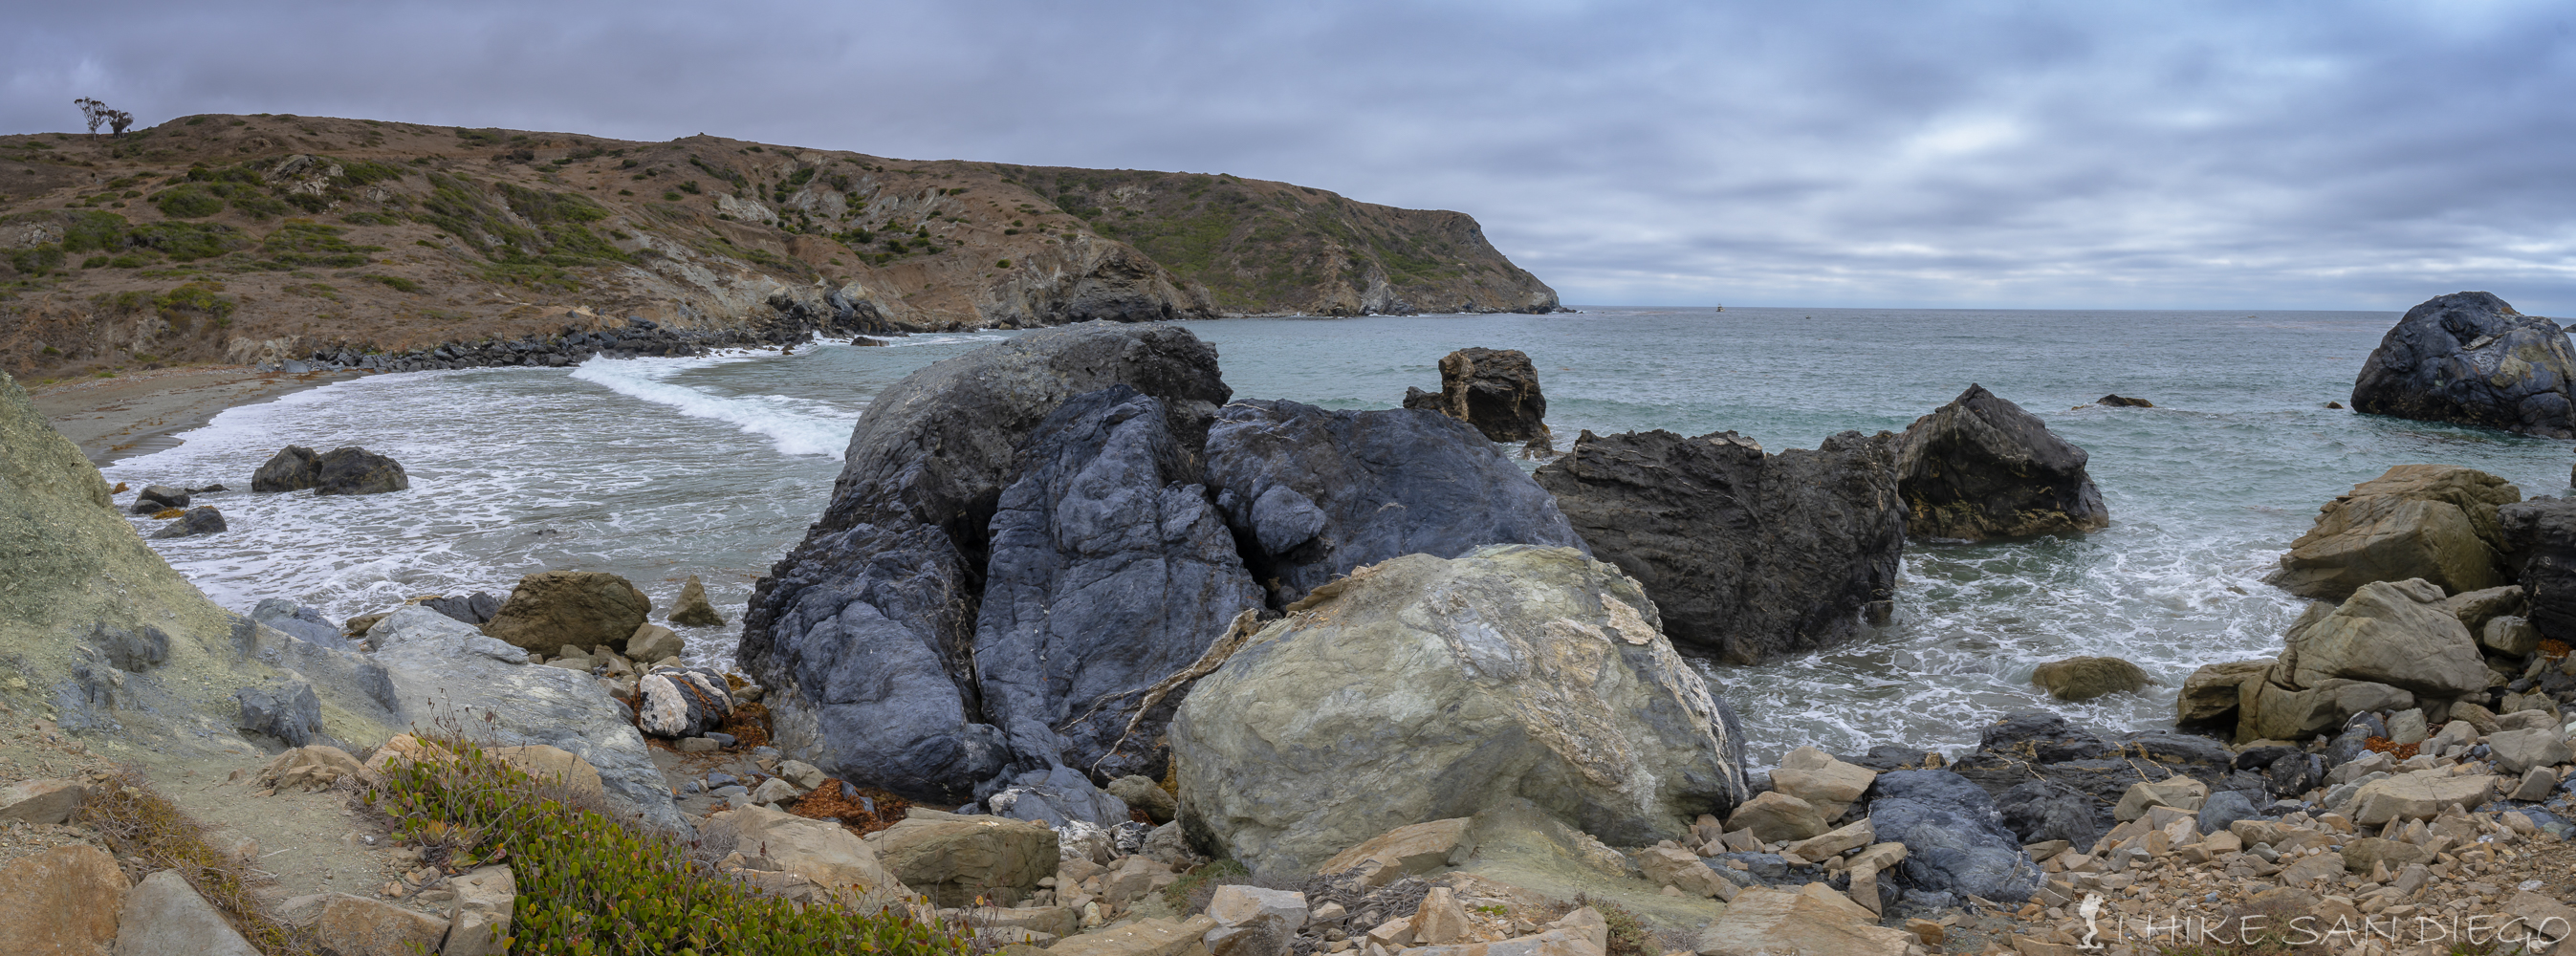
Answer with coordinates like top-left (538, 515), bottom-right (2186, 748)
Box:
top-left (8, 244), bottom-right (65, 275)
top-left (369, 736), bottom-right (976, 956)
top-left (255, 220), bottom-right (386, 269)
top-left (154, 186), bottom-right (225, 218)
top-left (128, 222), bottom-right (242, 261)
top-left (40, 345), bottom-right (58, 355)
top-left (81, 254), bottom-right (109, 269)
top-left (455, 127), bottom-right (505, 146)
top-left (677, 181), bottom-right (701, 195)
top-left (663, 191), bottom-right (682, 202)
top-left (338, 159), bottom-right (410, 185)
top-left (340, 211), bottom-right (401, 226)
top-left (995, 259), bottom-right (1011, 269)
top-left (64, 210), bottom-right (129, 252)
top-left (363, 273), bottom-right (422, 293)
top-left (109, 254), bottom-right (150, 268)
top-left (155, 281), bottom-right (236, 321)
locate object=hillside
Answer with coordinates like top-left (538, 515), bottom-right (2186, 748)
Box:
top-left (0, 114), bottom-right (1559, 380)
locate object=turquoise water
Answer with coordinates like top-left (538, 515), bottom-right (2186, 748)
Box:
top-left (107, 308), bottom-right (2576, 767)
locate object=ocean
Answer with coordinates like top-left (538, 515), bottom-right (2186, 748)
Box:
top-left (102, 307), bottom-right (2576, 768)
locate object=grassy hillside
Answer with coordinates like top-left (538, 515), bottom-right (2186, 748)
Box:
top-left (0, 115), bottom-right (1558, 382)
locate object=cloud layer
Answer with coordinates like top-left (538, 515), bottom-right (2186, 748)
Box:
top-left (10, 1), bottom-right (2574, 311)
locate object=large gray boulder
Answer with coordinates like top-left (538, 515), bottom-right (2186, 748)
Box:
top-left (1169, 545), bottom-right (1749, 876)
top-left (2350, 292), bottom-right (2576, 438)
top-left (2268, 466), bottom-right (2519, 600)
top-left (2500, 496), bottom-right (2576, 645)
top-left (1865, 774), bottom-right (2044, 905)
top-left (740, 323), bottom-right (1233, 804)
top-left (1896, 384), bottom-right (2108, 541)
top-left (975, 385), bottom-right (1262, 785)
top-left (2276, 578), bottom-right (2491, 699)
top-left (1532, 428), bottom-right (1903, 663)
top-left (1205, 400), bottom-right (1587, 607)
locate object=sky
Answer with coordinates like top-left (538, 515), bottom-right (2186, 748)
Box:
top-left (7, 1), bottom-right (2575, 312)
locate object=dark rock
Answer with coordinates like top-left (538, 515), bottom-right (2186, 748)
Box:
top-left (250, 599), bottom-right (349, 649)
top-left (1406, 348), bottom-right (1550, 445)
top-left (420, 592), bottom-right (502, 626)
top-left (1532, 427), bottom-right (1903, 663)
top-left (2500, 496), bottom-right (2576, 644)
top-left (984, 765), bottom-right (1133, 828)
top-left (2097, 395), bottom-right (2153, 407)
top-left (1993, 779), bottom-right (2100, 849)
top-left (1869, 785), bottom-right (2043, 903)
top-left (974, 385), bottom-right (1262, 784)
top-left (2233, 746), bottom-right (2302, 771)
top-left (1847, 745), bottom-right (1933, 771)
top-left (2351, 292), bottom-right (2576, 438)
top-left (1867, 769), bottom-right (1990, 808)
top-left (251, 445), bottom-right (321, 492)
top-left (1896, 384), bottom-right (2109, 540)
top-left (235, 678), bottom-right (321, 746)
top-left (637, 666), bottom-right (733, 738)
top-left (739, 323), bottom-right (1231, 804)
top-left (313, 447), bottom-right (407, 495)
top-left (1206, 399), bottom-right (1586, 607)
top-left (133, 485), bottom-right (188, 511)
top-left (1711, 852), bottom-right (1796, 888)
top-left (149, 506), bottom-right (225, 538)
top-left (186, 484), bottom-right (227, 493)
top-left (1951, 714), bottom-right (2235, 829)
top-left (2197, 789), bottom-right (2266, 836)
top-left (88, 622), bottom-right (169, 672)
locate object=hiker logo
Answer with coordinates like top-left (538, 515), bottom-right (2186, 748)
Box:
top-left (2076, 894), bottom-right (2106, 949)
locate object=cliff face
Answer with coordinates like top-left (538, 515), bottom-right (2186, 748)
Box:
top-left (0, 116), bottom-right (1555, 381)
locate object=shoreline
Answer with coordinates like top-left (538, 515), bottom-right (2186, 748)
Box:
top-left (24, 365), bottom-right (364, 467)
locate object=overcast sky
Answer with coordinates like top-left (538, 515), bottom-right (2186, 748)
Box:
top-left (8, 1), bottom-right (2574, 311)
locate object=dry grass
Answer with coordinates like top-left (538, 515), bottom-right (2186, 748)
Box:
top-left (77, 767), bottom-right (323, 956)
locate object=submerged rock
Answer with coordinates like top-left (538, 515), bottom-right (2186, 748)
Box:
top-left (2030, 656), bottom-right (2153, 702)
top-left (2351, 291), bottom-right (2576, 438)
top-left (2268, 465), bottom-right (2518, 600)
top-left (1170, 545), bottom-right (1749, 875)
top-left (130, 484), bottom-right (188, 512)
top-left (148, 505), bottom-right (226, 538)
top-left (251, 445), bottom-right (321, 492)
top-left (1405, 347), bottom-right (1550, 445)
top-left (1897, 384), bottom-right (2108, 540)
top-left (1533, 427), bottom-right (1903, 663)
top-left (481, 571), bottom-right (653, 654)
top-left (313, 446), bottom-right (407, 495)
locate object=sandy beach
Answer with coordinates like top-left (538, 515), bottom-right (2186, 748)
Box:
top-left (23, 365), bottom-right (360, 467)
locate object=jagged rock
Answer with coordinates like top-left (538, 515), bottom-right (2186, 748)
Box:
top-left (1726, 792), bottom-right (1829, 845)
top-left (251, 445), bottom-right (321, 491)
top-left (1868, 777), bottom-right (2043, 903)
top-left (2488, 728), bottom-right (2575, 775)
top-left (637, 666), bottom-right (734, 738)
top-left (2501, 496), bottom-right (2576, 644)
top-left (420, 591), bottom-right (501, 626)
top-left (1206, 399), bottom-right (1586, 607)
top-left (442, 864), bottom-right (516, 956)
top-left (1408, 347), bottom-right (1550, 445)
top-left (2243, 675), bottom-right (2415, 742)
top-left (1170, 545), bottom-right (1748, 875)
top-left (0, 779), bottom-right (86, 825)
top-left (1533, 427), bottom-right (1903, 663)
top-left (1695, 886), bottom-right (1913, 956)
top-left (2113, 777), bottom-right (2208, 821)
top-left (234, 677), bottom-right (322, 746)
top-left (624, 623), bottom-right (684, 663)
top-left (2349, 771), bottom-right (2499, 825)
top-left (1992, 778), bottom-right (2099, 849)
top-left (2030, 656), bottom-right (2152, 702)
top-left (313, 447), bottom-right (407, 495)
top-left (667, 575), bottom-right (725, 626)
top-left (131, 484), bottom-right (188, 511)
top-left (1769, 747), bottom-right (1875, 820)
top-left (481, 571), bottom-right (652, 653)
top-left (0, 845), bottom-right (126, 954)
top-left (314, 894), bottom-right (449, 956)
top-left (115, 869), bottom-right (262, 956)
top-left (2176, 660), bottom-right (2271, 726)
top-left (1315, 818), bottom-right (1474, 887)
top-left (975, 385), bottom-right (1262, 784)
top-left (983, 765), bottom-right (1132, 828)
top-left (740, 323), bottom-right (1231, 805)
top-left (867, 809), bottom-right (1059, 907)
top-left (2482, 615), bottom-right (2543, 655)
top-left (2445, 584), bottom-right (2524, 631)
top-left (1895, 384), bottom-right (2108, 540)
top-left (2196, 790), bottom-right (2266, 836)
top-left (148, 505), bottom-right (225, 538)
top-left (251, 598), bottom-right (348, 648)
top-left (1948, 714), bottom-right (2234, 827)
top-left (2277, 578), bottom-right (2492, 698)
top-left (2269, 466), bottom-right (2519, 599)
top-left (2350, 291), bottom-right (2576, 437)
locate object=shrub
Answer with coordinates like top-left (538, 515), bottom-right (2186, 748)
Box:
top-left (64, 210), bottom-right (129, 252)
top-left (362, 273), bottom-right (422, 293)
top-left (8, 244), bottom-right (65, 275)
top-left (109, 254), bottom-right (150, 268)
top-left (156, 281), bottom-right (237, 322)
top-left (128, 222), bottom-right (240, 261)
top-left (82, 254), bottom-right (109, 269)
top-left (995, 259), bottom-right (1011, 269)
top-left (369, 735), bottom-right (977, 956)
top-left (677, 181), bottom-right (701, 195)
top-left (255, 220), bottom-right (387, 269)
top-left (663, 191), bottom-right (682, 202)
top-left (154, 185), bottom-right (225, 218)
top-left (340, 211), bottom-right (401, 226)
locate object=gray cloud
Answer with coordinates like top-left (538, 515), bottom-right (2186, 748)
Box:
top-left (9, 1), bottom-right (2575, 311)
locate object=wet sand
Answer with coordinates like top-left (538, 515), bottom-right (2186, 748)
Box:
top-left (25, 365), bottom-right (361, 467)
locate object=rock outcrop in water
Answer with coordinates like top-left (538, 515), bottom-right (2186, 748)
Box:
top-left (1400, 347), bottom-right (1551, 446)
top-left (2351, 291), bottom-right (2576, 438)
top-left (251, 445), bottom-right (409, 495)
top-left (1896, 385), bottom-right (2108, 541)
top-left (1532, 428), bottom-right (1904, 663)
top-left (1168, 545), bottom-right (1750, 876)
top-left (2267, 465), bottom-right (2519, 600)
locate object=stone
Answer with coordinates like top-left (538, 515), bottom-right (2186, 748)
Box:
top-left (1207, 398), bottom-right (1588, 607)
top-left (132, 484), bottom-right (188, 511)
top-left (751, 777), bottom-right (801, 805)
top-left (1315, 817), bottom-right (1474, 886)
top-left (2504, 891), bottom-right (2576, 945)
top-left (637, 666), bottom-right (733, 738)
top-left (250, 598), bottom-right (349, 648)
top-left (2445, 583), bottom-right (2524, 631)
top-left (869, 810), bottom-right (1059, 907)
top-left (0, 778), bottom-right (86, 824)
top-left (259, 744), bottom-right (380, 792)
top-left (705, 804), bottom-right (907, 904)
top-left (2484, 615), bottom-right (2543, 656)
top-left (313, 894), bottom-right (448, 956)
top-left (973, 385), bottom-right (1263, 783)
top-left (2243, 675), bottom-right (2416, 742)
top-left (1410, 347), bottom-right (1551, 445)
top-left (1170, 545), bottom-right (1746, 874)
top-left (2195, 790), bottom-right (2265, 836)
top-left (0, 844), bottom-right (125, 956)
top-left (1693, 886), bottom-right (1912, 956)
top-left (2348, 771), bottom-right (2498, 825)
top-left (1411, 887), bottom-right (1471, 945)
top-left (113, 869), bottom-right (261, 956)
top-left (441, 864), bottom-right (515, 956)
top-left (2269, 466), bottom-right (2518, 599)
top-left (2501, 495), bottom-right (2576, 645)
top-left (1869, 781), bottom-right (2044, 903)
top-left (2488, 727), bottom-right (2575, 774)
top-left (1207, 884), bottom-right (1307, 930)
top-left (420, 591), bottom-right (502, 626)
top-left (2113, 777), bottom-right (2208, 821)
top-left (1048, 915), bottom-right (1219, 956)
top-left (1895, 383), bottom-right (2109, 541)
top-left (148, 505), bottom-right (224, 538)
top-left (233, 677), bottom-right (321, 745)
top-left (2350, 291), bottom-right (2576, 438)
top-left (2277, 850), bottom-right (2347, 886)
top-left (741, 323), bottom-right (1233, 804)
top-left (2388, 707), bottom-right (2430, 745)
top-left (1635, 846), bottom-right (1735, 900)
top-left (1534, 426), bottom-right (1903, 663)
top-left (625, 623), bottom-right (684, 663)
top-left (2031, 656), bottom-right (2152, 702)
top-left (481, 570), bottom-right (652, 653)
top-left (1769, 747), bottom-right (1875, 819)
top-left (309, 446), bottom-right (407, 495)
top-left (2276, 578), bottom-right (2492, 698)
top-left (1781, 818), bottom-right (1873, 861)
top-left (668, 574), bottom-right (725, 626)
top-left (251, 445), bottom-right (321, 491)
top-left (778, 759), bottom-right (827, 790)
top-left (365, 605), bottom-right (526, 663)
top-left (2173, 659), bottom-right (2270, 727)
top-left (1108, 774), bottom-right (1178, 825)
top-left (983, 764), bottom-right (1132, 828)
top-left (1993, 778), bottom-right (2099, 849)
top-left (2511, 766), bottom-right (2558, 801)
top-left (2096, 394), bottom-right (2153, 407)
top-left (2338, 837), bottom-right (2427, 874)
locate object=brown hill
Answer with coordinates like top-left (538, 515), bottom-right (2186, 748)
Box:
top-left (0, 114), bottom-right (1559, 381)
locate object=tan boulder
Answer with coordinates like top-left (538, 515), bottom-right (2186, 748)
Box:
top-left (0, 844), bottom-right (127, 956)
top-left (1768, 747), bottom-right (1874, 819)
top-left (2030, 656), bottom-right (2153, 702)
top-left (2244, 676), bottom-right (2414, 742)
top-left (114, 869), bottom-right (261, 956)
top-left (668, 574), bottom-right (727, 627)
top-left (1401, 909), bottom-right (1609, 956)
top-left (1411, 886), bottom-right (1473, 945)
top-left (313, 894), bottom-right (448, 956)
top-left (1781, 818), bottom-right (1875, 861)
top-left (1634, 846), bottom-right (1736, 900)
top-left (1694, 886), bottom-right (1912, 956)
top-left (625, 623), bottom-right (685, 663)
top-left (866, 809), bottom-right (1057, 906)
top-left (1316, 817), bottom-right (1474, 887)
top-left (259, 745), bottom-right (381, 792)
top-left (706, 803), bottom-right (906, 904)
top-left (481, 570), bottom-right (652, 653)
top-left (2482, 615), bottom-right (2543, 656)
top-left (442, 864), bottom-right (516, 956)
top-left (2267, 465), bottom-right (2518, 599)
top-left (2349, 771), bottom-right (2498, 825)
top-left (1724, 791), bottom-right (1828, 844)
top-left (2443, 584), bottom-right (2524, 631)
top-left (2488, 727), bottom-right (2575, 775)
top-left (0, 778), bottom-right (87, 824)
top-left (2175, 660), bottom-right (2270, 724)
top-left (2278, 578), bottom-right (2491, 698)
top-left (1048, 915), bottom-right (1218, 956)
top-left (2113, 777), bottom-right (2207, 821)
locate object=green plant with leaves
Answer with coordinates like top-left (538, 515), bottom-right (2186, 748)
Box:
top-left (255, 220), bottom-right (386, 269)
